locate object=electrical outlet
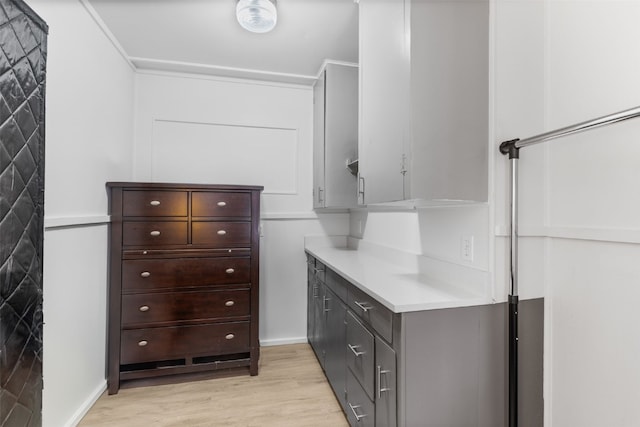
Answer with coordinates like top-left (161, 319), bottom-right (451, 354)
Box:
top-left (461, 235), bottom-right (474, 262)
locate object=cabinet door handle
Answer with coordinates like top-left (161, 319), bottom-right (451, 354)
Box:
top-left (377, 365), bottom-right (391, 399)
top-left (312, 284), bottom-right (319, 298)
top-left (358, 176), bottom-right (365, 204)
top-left (217, 230), bottom-right (227, 235)
top-left (226, 268), bottom-right (235, 274)
top-left (225, 334), bottom-right (235, 340)
top-left (217, 201), bottom-right (227, 207)
top-left (149, 200), bottom-right (160, 206)
top-left (348, 403), bottom-right (367, 421)
top-left (139, 305), bottom-right (150, 312)
top-left (323, 295), bottom-right (330, 312)
top-left (225, 300), bottom-right (235, 307)
top-left (149, 230), bottom-right (161, 237)
top-left (138, 340), bottom-right (148, 347)
top-left (318, 187), bottom-right (324, 204)
top-left (140, 271), bottom-right (151, 278)
top-left (354, 301), bottom-right (374, 313)
top-left (348, 344), bottom-right (365, 357)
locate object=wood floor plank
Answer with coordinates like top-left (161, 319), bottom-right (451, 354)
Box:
top-left (79, 343), bottom-right (349, 427)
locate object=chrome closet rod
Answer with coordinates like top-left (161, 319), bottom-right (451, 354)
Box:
top-left (499, 103), bottom-right (640, 427)
top-left (500, 104), bottom-right (640, 154)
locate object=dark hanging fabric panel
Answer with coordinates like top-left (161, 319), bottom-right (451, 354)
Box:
top-left (0, 0), bottom-right (47, 425)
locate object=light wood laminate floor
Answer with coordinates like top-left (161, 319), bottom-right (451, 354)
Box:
top-left (79, 343), bottom-right (349, 427)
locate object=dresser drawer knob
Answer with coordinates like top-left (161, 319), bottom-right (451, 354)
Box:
top-left (139, 305), bottom-right (150, 312)
top-left (217, 230), bottom-right (227, 235)
top-left (217, 201), bottom-right (227, 207)
top-left (138, 340), bottom-right (148, 347)
top-left (140, 271), bottom-right (151, 278)
top-left (149, 200), bottom-right (161, 206)
top-left (225, 300), bottom-right (235, 307)
top-left (225, 334), bottom-right (235, 340)
top-left (149, 230), bottom-right (161, 237)
top-left (226, 268), bottom-right (235, 274)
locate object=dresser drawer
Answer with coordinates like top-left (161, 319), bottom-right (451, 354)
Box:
top-left (192, 221), bottom-right (251, 247)
top-left (122, 190), bottom-right (187, 217)
top-left (122, 289), bottom-right (250, 326)
top-left (123, 221), bottom-right (187, 246)
top-left (348, 285), bottom-right (394, 343)
top-left (121, 322), bottom-right (250, 364)
top-left (122, 257), bottom-right (251, 291)
top-left (192, 192), bottom-right (251, 217)
top-left (346, 310), bottom-right (374, 400)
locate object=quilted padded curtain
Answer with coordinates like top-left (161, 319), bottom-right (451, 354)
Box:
top-left (0, 0), bottom-right (47, 425)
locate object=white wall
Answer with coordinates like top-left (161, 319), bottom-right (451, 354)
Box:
top-left (497, 1), bottom-right (640, 425)
top-left (541, 2), bottom-right (640, 425)
top-left (134, 71), bottom-right (350, 345)
top-left (26, 1), bottom-right (135, 426)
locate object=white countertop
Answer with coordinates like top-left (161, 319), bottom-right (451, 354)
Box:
top-left (304, 236), bottom-right (491, 313)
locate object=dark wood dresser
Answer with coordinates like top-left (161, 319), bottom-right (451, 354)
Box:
top-left (106, 182), bottom-right (263, 394)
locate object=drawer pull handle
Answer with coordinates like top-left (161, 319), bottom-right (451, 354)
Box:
top-left (217, 230), bottom-right (227, 235)
top-left (139, 305), bottom-right (150, 312)
top-left (348, 403), bottom-right (367, 422)
top-left (140, 271), bottom-right (151, 278)
top-left (225, 334), bottom-right (235, 340)
top-left (149, 200), bottom-right (161, 206)
top-left (138, 340), bottom-right (148, 347)
top-left (226, 268), bottom-right (235, 274)
top-left (354, 301), bottom-right (374, 313)
top-left (225, 300), bottom-right (235, 307)
top-left (149, 230), bottom-right (161, 237)
top-left (217, 201), bottom-right (227, 207)
top-left (377, 365), bottom-right (392, 399)
top-left (348, 344), bottom-right (365, 357)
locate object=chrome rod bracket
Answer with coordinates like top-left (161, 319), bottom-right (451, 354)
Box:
top-left (499, 138), bottom-right (520, 158)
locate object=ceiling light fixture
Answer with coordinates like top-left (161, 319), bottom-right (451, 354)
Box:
top-left (236, 0), bottom-right (277, 34)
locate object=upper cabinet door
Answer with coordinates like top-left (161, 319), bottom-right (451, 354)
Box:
top-left (313, 63), bottom-right (359, 209)
top-left (324, 64), bottom-right (358, 208)
top-left (313, 71), bottom-right (326, 209)
top-left (358, 0), bottom-right (410, 205)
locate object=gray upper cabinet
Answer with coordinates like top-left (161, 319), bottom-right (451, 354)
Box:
top-left (358, 0), bottom-right (489, 205)
top-left (313, 63), bottom-right (359, 209)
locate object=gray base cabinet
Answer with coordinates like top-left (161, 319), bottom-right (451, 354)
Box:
top-left (306, 253), bottom-right (544, 427)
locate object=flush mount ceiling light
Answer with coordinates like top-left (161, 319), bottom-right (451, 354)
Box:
top-left (236, 0), bottom-right (277, 34)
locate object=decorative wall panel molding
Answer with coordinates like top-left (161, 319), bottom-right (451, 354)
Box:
top-left (151, 119), bottom-right (298, 194)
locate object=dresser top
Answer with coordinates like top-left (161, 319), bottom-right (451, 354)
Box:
top-left (106, 182), bottom-right (264, 191)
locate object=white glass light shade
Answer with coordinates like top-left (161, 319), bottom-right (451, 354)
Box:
top-left (236, 0), bottom-right (277, 34)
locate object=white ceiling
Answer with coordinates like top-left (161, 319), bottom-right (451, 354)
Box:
top-left (85, 0), bottom-right (359, 85)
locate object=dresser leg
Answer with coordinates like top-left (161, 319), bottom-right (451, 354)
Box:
top-left (250, 348), bottom-right (260, 375)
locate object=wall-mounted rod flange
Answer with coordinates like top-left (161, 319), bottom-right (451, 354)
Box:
top-left (499, 138), bottom-right (520, 159)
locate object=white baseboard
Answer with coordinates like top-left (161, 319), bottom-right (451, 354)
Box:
top-left (65, 380), bottom-right (107, 427)
top-left (260, 337), bottom-right (308, 347)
